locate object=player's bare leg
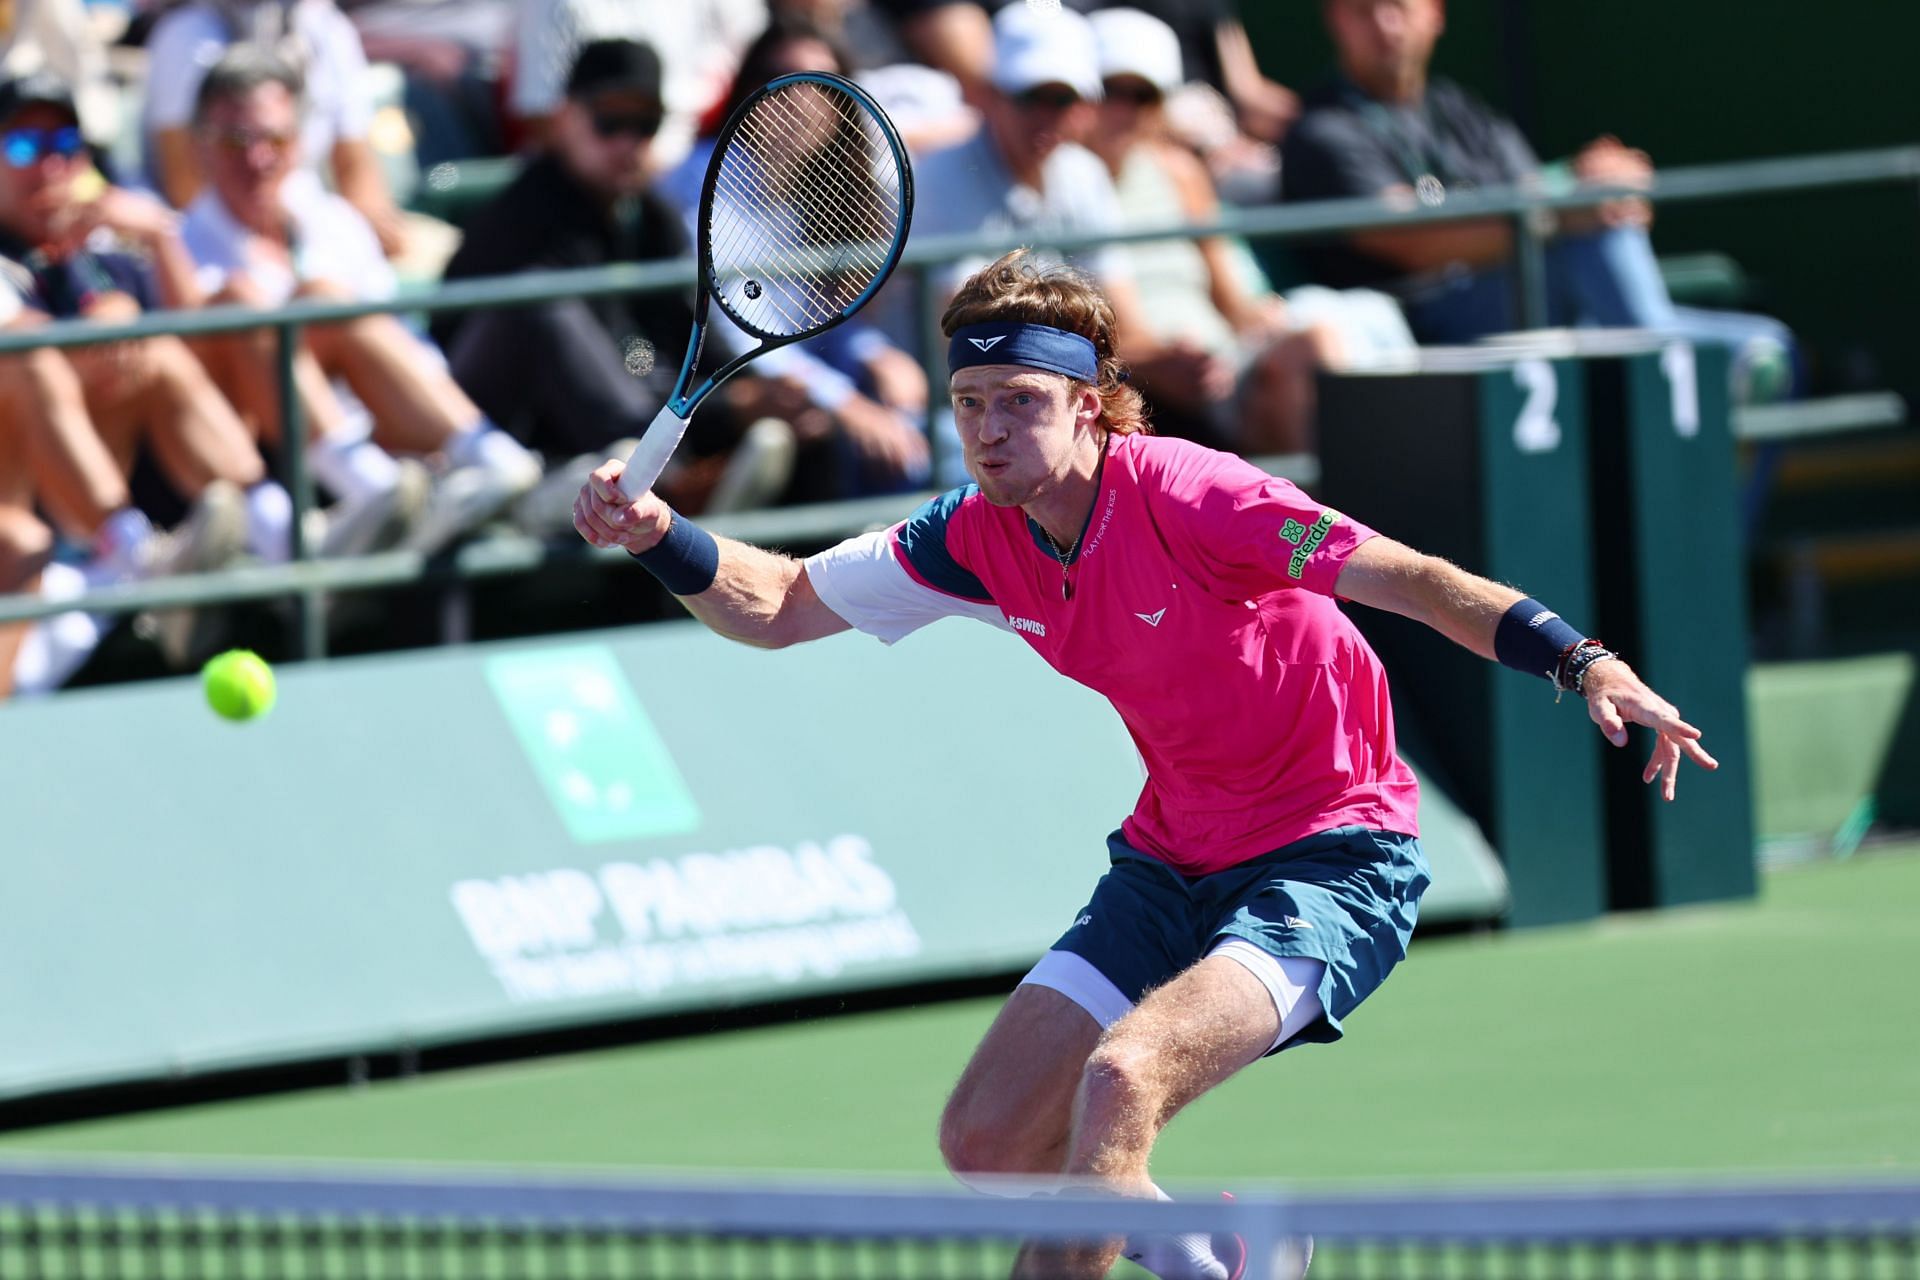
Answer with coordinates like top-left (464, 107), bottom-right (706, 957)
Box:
top-left (297, 280), bottom-right (485, 455)
top-left (0, 342), bottom-right (136, 542)
top-left (939, 984), bottom-right (1104, 1182)
top-left (1011, 955), bottom-right (1280, 1280)
top-left (196, 279), bottom-right (358, 446)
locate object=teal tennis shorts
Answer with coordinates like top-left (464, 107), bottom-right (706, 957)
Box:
top-left (1050, 826), bottom-right (1430, 1051)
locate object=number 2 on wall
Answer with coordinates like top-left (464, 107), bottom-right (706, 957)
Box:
top-left (1512, 359), bottom-right (1561, 454)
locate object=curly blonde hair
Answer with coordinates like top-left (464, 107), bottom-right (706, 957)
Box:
top-left (939, 250), bottom-right (1151, 436)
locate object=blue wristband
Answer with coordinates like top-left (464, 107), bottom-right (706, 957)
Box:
top-left (1495, 596), bottom-right (1585, 681)
top-left (628, 508), bottom-right (720, 596)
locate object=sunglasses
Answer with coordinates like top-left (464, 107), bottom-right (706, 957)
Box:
top-left (2, 126), bottom-right (84, 169)
top-left (209, 126), bottom-right (296, 155)
top-left (590, 109), bottom-right (663, 139)
top-left (1102, 80), bottom-right (1163, 107)
top-left (1012, 86), bottom-right (1082, 112)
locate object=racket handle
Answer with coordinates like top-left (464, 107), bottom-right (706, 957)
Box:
top-left (621, 405), bottom-right (693, 498)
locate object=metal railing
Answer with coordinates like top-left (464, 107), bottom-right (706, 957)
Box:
top-left (2, 144), bottom-right (1916, 653)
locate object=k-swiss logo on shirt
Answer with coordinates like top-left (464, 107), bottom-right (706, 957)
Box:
top-left (1008, 616), bottom-right (1047, 637)
top-left (1135, 608), bottom-right (1167, 627)
top-left (967, 336), bottom-right (1006, 351)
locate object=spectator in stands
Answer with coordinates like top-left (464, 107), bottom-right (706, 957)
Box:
top-left (182, 49), bottom-right (543, 556)
top-left (1283, 0), bottom-right (1795, 398)
top-left (1087, 0), bottom-right (1297, 206)
top-left (508, 0), bottom-right (761, 169)
top-left (0, 71), bottom-right (280, 677)
top-left (0, 0), bottom-right (121, 149)
top-left (905, 2), bottom-right (1243, 476)
top-left (767, 0), bottom-right (981, 155)
top-left (436, 39), bottom-right (797, 525)
top-left (335, 0), bottom-right (510, 166)
top-left (1086, 7), bottom-right (1358, 453)
top-left (657, 16), bottom-right (930, 499)
top-left (143, 0), bottom-right (410, 259)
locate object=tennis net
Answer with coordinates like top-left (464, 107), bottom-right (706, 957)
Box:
top-left (0, 1156), bottom-right (1914, 1278)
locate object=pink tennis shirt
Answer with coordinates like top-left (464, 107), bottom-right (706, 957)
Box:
top-left (804, 432), bottom-right (1421, 875)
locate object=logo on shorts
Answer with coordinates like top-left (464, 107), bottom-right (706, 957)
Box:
top-left (1282, 916), bottom-right (1314, 930)
top-left (967, 336), bottom-right (1006, 351)
top-left (1073, 913), bottom-right (1093, 928)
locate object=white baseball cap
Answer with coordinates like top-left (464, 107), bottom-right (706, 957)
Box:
top-left (992, 3), bottom-right (1102, 101)
top-left (1089, 7), bottom-right (1184, 94)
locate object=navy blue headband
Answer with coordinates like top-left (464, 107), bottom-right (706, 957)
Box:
top-left (948, 322), bottom-right (1099, 383)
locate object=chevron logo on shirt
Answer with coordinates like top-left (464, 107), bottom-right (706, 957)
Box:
top-left (1135, 608), bottom-right (1166, 627)
top-left (967, 336), bottom-right (1005, 350)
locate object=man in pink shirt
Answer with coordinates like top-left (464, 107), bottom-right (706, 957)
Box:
top-left (574, 250), bottom-right (1715, 1280)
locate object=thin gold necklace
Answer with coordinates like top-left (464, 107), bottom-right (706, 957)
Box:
top-left (1040, 524), bottom-right (1080, 601)
top-left (1036, 436), bottom-right (1110, 601)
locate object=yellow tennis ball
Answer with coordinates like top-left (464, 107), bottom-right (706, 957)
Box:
top-left (202, 649), bottom-right (277, 722)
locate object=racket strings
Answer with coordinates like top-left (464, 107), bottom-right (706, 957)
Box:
top-left (713, 114), bottom-right (893, 306)
top-left (746, 92), bottom-right (903, 243)
top-left (706, 80), bottom-right (907, 338)
top-left (734, 89), bottom-right (902, 250)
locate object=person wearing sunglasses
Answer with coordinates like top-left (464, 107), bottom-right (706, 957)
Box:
top-left (437, 39), bottom-right (802, 527)
top-left (0, 69), bottom-right (299, 685)
top-left (179, 47), bottom-right (544, 560)
top-left (142, 0), bottom-right (409, 260)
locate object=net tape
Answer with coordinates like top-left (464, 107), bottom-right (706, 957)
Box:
top-left (1, 1160), bottom-right (1915, 1279)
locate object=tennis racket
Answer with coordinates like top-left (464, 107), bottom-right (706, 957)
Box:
top-left (621, 71), bottom-right (914, 495)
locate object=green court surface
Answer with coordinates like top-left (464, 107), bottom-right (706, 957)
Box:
top-left (7, 845), bottom-right (1917, 1184)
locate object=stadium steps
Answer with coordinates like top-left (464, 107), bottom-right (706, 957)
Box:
top-left (1740, 400), bottom-right (1920, 655)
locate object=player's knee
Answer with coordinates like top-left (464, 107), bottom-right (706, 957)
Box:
top-left (937, 1098), bottom-right (1029, 1178)
top-left (1077, 1038), bottom-right (1160, 1118)
top-left (0, 506), bottom-right (54, 591)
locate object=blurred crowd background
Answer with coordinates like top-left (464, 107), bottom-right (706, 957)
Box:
top-left (0, 0), bottom-right (1913, 700)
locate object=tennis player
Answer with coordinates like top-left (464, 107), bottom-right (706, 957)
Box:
top-left (574, 249), bottom-right (1716, 1280)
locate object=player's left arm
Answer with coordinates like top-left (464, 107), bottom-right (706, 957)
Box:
top-left (1332, 534), bottom-right (1718, 800)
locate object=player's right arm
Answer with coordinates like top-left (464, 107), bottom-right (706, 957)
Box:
top-left (574, 462), bottom-right (849, 649)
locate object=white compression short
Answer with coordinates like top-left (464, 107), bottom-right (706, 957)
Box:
top-left (1021, 943), bottom-right (1327, 1054)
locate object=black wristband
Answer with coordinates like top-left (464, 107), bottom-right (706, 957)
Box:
top-left (1495, 597), bottom-right (1585, 681)
top-left (628, 508), bottom-right (720, 595)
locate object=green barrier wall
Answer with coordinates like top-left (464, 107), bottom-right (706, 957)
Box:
top-left (1318, 356), bottom-right (1608, 928)
top-left (0, 620), bottom-right (1506, 1102)
top-left (1586, 342), bottom-right (1757, 908)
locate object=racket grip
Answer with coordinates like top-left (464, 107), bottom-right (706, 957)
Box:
top-left (621, 406), bottom-right (693, 497)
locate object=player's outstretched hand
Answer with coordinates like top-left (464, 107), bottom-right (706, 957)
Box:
top-left (1581, 659), bottom-right (1718, 801)
top-left (573, 460), bottom-right (673, 555)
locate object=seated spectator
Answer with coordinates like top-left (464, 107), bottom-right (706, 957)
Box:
top-left (0, 72), bottom-right (279, 678)
top-left (1087, 0), bottom-right (1298, 205)
top-left (0, 0), bottom-right (121, 148)
top-left (182, 48), bottom-right (542, 555)
top-left (658, 16), bottom-right (930, 499)
top-left (435, 39), bottom-right (797, 526)
top-left (336, 0), bottom-right (511, 166)
top-left (1086, 7), bottom-right (1344, 453)
top-left (508, 0), bottom-right (761, 168)
top-left (1282, 0), bottom-right (1794, 399)
top-left (904, 2), bottom-right (1241, 477)
top-left (143, 0), bottom-right (410, 259)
